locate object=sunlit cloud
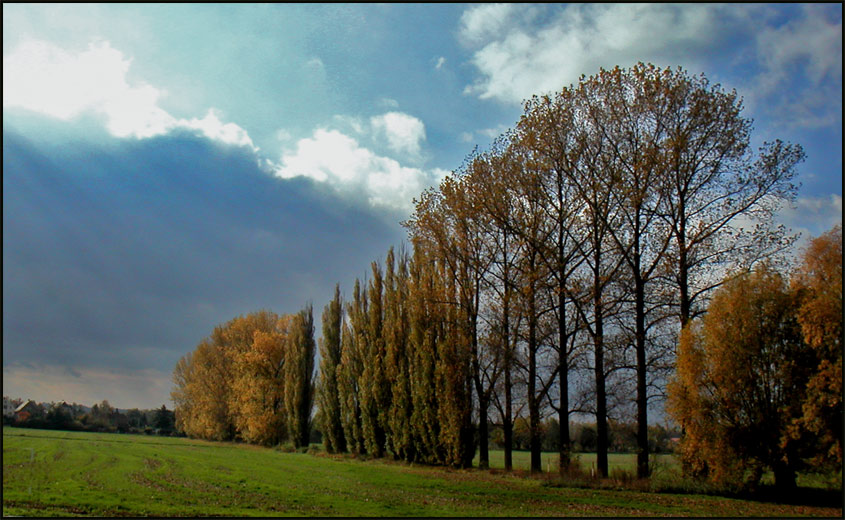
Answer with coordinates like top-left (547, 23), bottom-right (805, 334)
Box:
top-left (370, 111), bottom-right (426, 159)
top-left (272, 128), bottom-right (446, 212)
top-left (460, 4), bottom-right (733, 104)
top-left (3, 39), bottom-right (257, 150)
top-left (182, 109), bottom-right (258, 150)
top-left (459, 4), bottom-right (841, 132)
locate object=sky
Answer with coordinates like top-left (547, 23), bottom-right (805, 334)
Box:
top-left (3, 4), bottom-right (842, 410)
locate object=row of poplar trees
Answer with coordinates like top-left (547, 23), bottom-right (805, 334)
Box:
top-left (316, 63), bottom-right (804, 477)
top-left (171, 307), bottom-right (316, 448)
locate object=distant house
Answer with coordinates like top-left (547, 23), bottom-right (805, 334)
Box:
top-left (15, 400), bottom-right (41, 422)
top-left (51, 401), bottom-right (74, 417)
top-left (3, 397), bottom-right (19, 418)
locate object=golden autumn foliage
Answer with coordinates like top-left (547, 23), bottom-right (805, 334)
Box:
top-left (667, 256), bottom-right (841, 491)
top-left (229, 315), bottom-right (291, 446)
top-left (791, 225), bottom-right (843, 468)
top-left (172, 309), bottom-right (315, 447)
top-left (172, 338), bottom-right (234, 441)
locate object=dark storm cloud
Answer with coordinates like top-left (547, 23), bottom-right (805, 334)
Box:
top-left (3, 126), bottom-right (404, 375)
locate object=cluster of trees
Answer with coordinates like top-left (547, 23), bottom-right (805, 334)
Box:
top-left (170, 63), bottom-right (839, 492)
top-left (5, 398), bottom-right (175, 435)
top-left (668, 226), bottom-right (842, 491)
top-left (171, 308), bottom-right (316, 447)
top-left (315, 63), bottom-right (804, 478)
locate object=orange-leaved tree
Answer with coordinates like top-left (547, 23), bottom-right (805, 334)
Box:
top-left (791, 225), bottom-right (843, 470)
top-left (667, 264), bottom-right (808, 491)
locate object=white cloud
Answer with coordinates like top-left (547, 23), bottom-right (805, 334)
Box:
top-left (332, 114), bottom-right (366, 135)
top-left (379, 97), bottom-right (400, 109)
top-left (479, 124), bottom-right (510, 139)
top-left (459, 131), bottom-right (474, 143)
top-left (370, 111), bottom-right (427, 158)
top-left (778, 193), bottom-right (843, 235)
top-left (459, 4), bottom-right (737, 104)
top-left (273, 128), bottom-right (442, 211)
top-left (182, 109), bottom-right (257, 150)
top-left (755, 5), bottom-right (842, 90)
top-left (459, 4), bottom-right (520, 47)
top-left (3, 39), bottom-right (256, 150)
top-left (748, 5), bottom-right (842, 129)
top-left (459, 4), bottom-right (842, 134)
top-left (435, 56), bottom-right (446, 70)
top-left (306, 57), bottom-right (325, 70)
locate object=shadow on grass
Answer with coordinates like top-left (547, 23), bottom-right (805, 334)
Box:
top-left (541, 464), bottom-right (843, 509)
top-left (730, 486), bottom-right (843, 509)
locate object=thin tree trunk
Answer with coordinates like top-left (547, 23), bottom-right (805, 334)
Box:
top-left (528, 255), bottom-right (541, 474)
top-left (594, 248), bottom-right (609, 478)
top-left (635, 272), bottom-right (649, 479)
top-left (558, 287), bottom-right (571, 473)
top-left (504, 363), bottom-right (513, 471)
top-left (503, 232), bottom-right (513, 472)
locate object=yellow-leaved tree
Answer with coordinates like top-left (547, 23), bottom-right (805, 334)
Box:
top-left (791, 225), bottom-right (842, 469)
top-left (229, 314), bottom-right (291, 446)
top-left (667, 264), bottom-right (807, 491)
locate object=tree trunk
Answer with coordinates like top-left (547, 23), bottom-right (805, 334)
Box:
top-left (528, 255), bottom-right (541, 473)
top-left (773, 463), bottom-right (797, 493)
top-left (503, 233), bottom-right (513, 472)
top-left (556, 168), bottom-right (571, 474)
top-left (635, 272), bottom-right (649, 479)
top-left (504, 361), bottom-right (513, 471)
top-left (594, 252), bottom-right (609, 478)
top-left (478, 395), bottom-right (489, 469)
top-left (558, 288), bottom-right (571, 473)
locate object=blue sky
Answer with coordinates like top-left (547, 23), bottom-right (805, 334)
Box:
top-left (3, 4), bottom-right (841, 409)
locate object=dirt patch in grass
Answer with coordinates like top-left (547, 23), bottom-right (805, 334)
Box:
top-left (4, 499), bottom-right (136, 517)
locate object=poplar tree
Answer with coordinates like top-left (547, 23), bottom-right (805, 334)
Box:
top-left (337, 287), bottom-right (366, 455)
top-left (385, 247), bottom-right (414, 460)
top-left (285, 304), bottom-right (316, 448)
top-left (407, 241), bottom-right (444, 463)
top-left (359, 262), bottom-right (389, 457)
top-left (468, 146), bottom-right (527, 471)
top-left (318, 285), bottom-right (346, 453)
top-left (513, 95), bottom-right (588, 472)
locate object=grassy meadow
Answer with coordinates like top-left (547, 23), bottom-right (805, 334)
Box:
top-left (3, 427), bottom-right (841, 517)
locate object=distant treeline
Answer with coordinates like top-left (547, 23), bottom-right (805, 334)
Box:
top-left (4, 398), bottom-right (177, 436)
top-left (491, 419), bottom-right (679, 455)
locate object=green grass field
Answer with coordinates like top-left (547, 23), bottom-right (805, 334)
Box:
top-left (3, 427), bottom-right (841, 517)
